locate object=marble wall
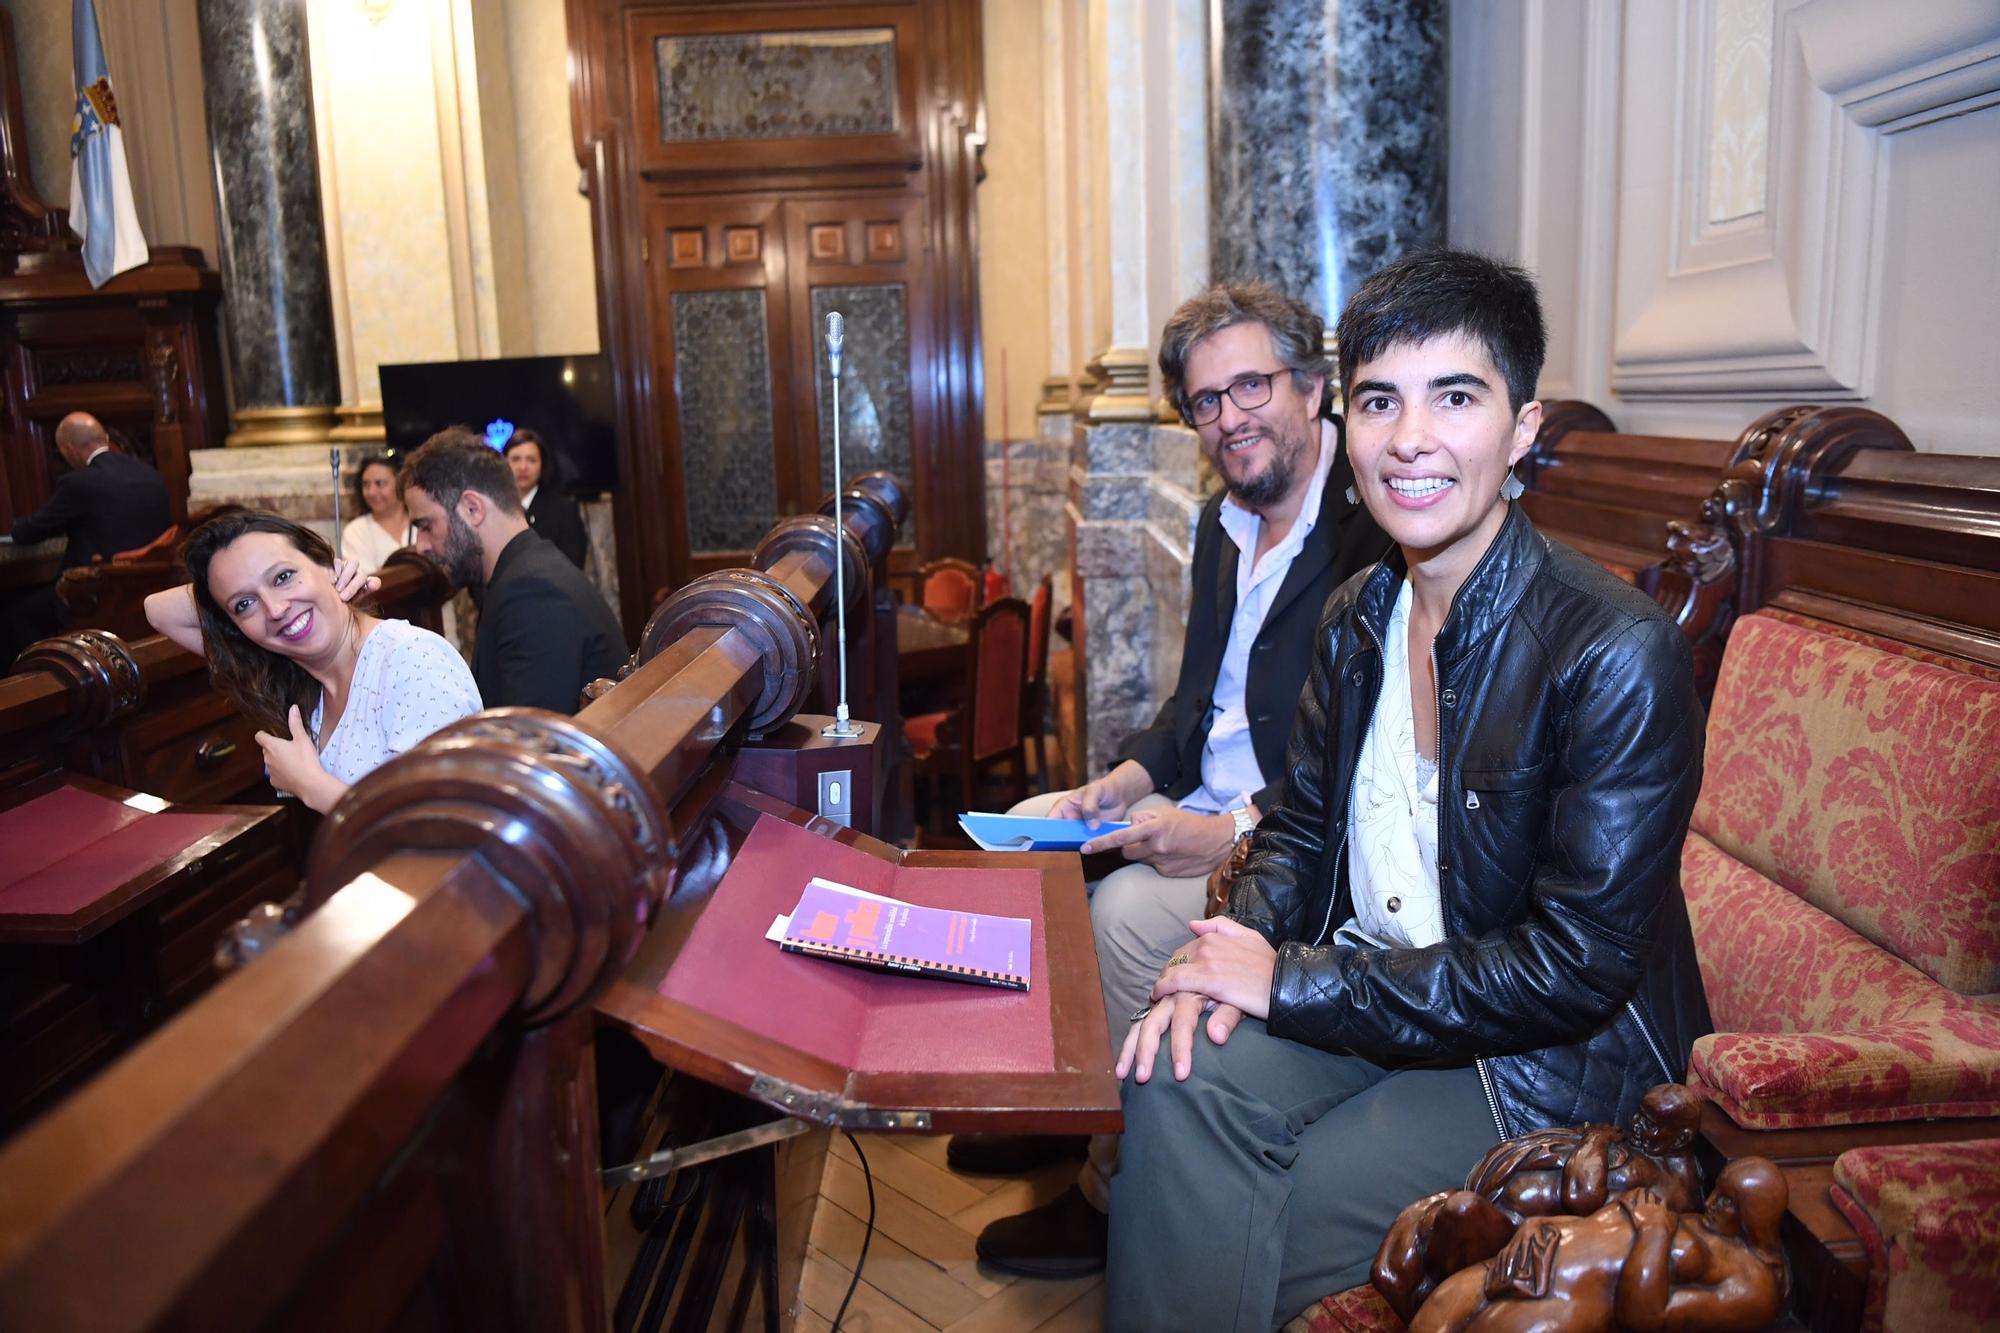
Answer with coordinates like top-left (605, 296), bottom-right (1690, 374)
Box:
top-left (1209, 0), bottom-right (1446, 318)
top-left (1066, 416), bottom-right (1208, 781)
top-left (196, 0), bottom-right (341, 419)
top-left (984, 427), bottom-right (1069, 610)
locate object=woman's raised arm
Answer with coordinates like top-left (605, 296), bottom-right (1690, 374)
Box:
top-left (143, 585), bottom-right (205, 655)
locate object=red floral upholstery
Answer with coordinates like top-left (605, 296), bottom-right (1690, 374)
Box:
top-left (1830, 1137), bottom-right (2000, 1332)
top-left (1283, 1285), bottom-right (1406, 1333)
top-left (1682, 831), bottom-right (2000, 1127)
top-left (1693, 613), bottom-right (2000, 997)
top-left (1683, 612), bottom-right (2000, 1129)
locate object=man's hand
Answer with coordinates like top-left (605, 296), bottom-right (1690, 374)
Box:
top-left (1082, 806), bottom-right (1236, 877)
top-left (1051, 759), bottom-right (1152, 829)
top-left (255, 704), bottom-right (347, 814)
top-left (331, 557), bottom-right (380, 604)
top-left (1117, 991), bottom-right (1246, 1084)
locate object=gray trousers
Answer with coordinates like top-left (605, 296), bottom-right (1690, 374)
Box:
top-left (1106, 1018), bottom-right (1498, 1333)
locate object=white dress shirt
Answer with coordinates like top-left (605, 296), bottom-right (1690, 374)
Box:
top-left (1178, 431), bottom-right (1336, 815)
top-left (1338, 578), bottom-right (1445, 949)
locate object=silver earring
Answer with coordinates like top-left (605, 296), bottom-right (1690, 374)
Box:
top-left (1344, 485), bottom-right (1359, 505)
top-left (1500, 468), bottom-right (1525, 501)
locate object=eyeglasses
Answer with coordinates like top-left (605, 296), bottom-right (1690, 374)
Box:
top-left (1182, 369), bottom-right (1287, 427)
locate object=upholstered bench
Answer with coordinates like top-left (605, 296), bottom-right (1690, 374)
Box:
top-left (1830, 1137), bottom-right (2000, 1333)
top-left (1681, 609), bottom-right (2000, 1134)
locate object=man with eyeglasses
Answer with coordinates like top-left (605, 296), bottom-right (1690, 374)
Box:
top-left (960, 282), bottom-right (1389, 1277)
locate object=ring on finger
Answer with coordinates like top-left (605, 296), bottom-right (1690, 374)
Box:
top-left (1167, 954), bottom-right (1191, 968)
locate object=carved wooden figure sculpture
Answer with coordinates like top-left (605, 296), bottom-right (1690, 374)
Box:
top-left (1408, 1157), bottom-right (1789, 1333)
top-left (1376, 1083), bottom-right (1708, 1319)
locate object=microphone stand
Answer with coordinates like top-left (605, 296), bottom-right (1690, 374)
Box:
top-left (822, 310), bottom-right (861, 738)
top-left (329, 447), bottom-right (344, 560)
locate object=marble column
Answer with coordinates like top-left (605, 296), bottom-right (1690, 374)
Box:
top-left (1209, 0), bottom-right (1446, 328)
top-left (195, 0), bottom-right (339, 447)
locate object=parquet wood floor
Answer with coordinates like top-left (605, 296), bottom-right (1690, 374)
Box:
top-left (796, 1133), bottom-right (1105, 1333)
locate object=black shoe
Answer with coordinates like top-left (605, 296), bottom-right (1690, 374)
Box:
top-left (945, 1133), bottom-right (1089, 1176)
top-left (975, 1185), bottom-right (1109, 1278)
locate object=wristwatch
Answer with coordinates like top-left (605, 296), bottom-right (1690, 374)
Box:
top-left (1230, 804), bottom-right (1257, 842)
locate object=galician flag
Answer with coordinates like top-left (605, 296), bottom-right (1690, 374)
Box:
top-left (67, 0), bottom-right (147, 287)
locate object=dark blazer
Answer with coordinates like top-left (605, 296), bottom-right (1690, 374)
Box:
top-left (1115, 430), bottom-right (1389, 811)
top-left (473, 529), bottom-right (627, 713)
top-left (525, 486), bottom-right (589, 569)
top-left (10, 449), bottom-right (172, 569)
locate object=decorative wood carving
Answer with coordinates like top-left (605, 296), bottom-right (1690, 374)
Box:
top-left (12, 628), bottom-right (144, 727)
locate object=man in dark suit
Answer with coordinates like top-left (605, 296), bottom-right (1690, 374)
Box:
top-left (503, 428), bottom-right (590, 569)
top-left (963, 283), bottom-right (1390, 1276)
top-left (400, 427), bottom-right (625, 713)
top-left (5, 412), bottom-right (174, 658)
top-left (11, 413), bottom-right (172, 568)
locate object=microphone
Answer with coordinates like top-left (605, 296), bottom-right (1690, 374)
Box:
top-left (822, 309), bottom-right (860, 740)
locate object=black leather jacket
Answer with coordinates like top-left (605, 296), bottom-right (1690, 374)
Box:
top-left (1228, 504), bottom-right (1713, 1139)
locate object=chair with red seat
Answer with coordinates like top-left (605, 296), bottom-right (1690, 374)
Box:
top-left (903, 596), bottom-right (1029, 838)
top-left (919, 557), bottom-right (983, 625)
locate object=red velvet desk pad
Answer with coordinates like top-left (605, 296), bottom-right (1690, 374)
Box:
top-left (0, 785), bottom-right (236, 917)
top-left (658, 815), bottom-right (1056, 1074)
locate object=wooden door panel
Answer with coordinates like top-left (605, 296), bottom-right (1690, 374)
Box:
top-left (781, 196), bottom-right (937, 557)
top-left (644, 195), bottom-right (798, 587)
top-left (624, 4), bottom-right (927, 176)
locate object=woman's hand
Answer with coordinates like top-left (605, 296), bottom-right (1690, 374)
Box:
top-left (1148, 916), bottom-right (1278, 1018)
top-left (332, 557), bottom-right (380, 604)
top-left (255, 704), bottom-right (348, 813)
top-left (1117, 991), bottom-right (1246, 1084)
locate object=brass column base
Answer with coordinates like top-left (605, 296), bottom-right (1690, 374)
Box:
top-left (329, 402), bottom-right (387, 444)
top-left (225, 404), bottom-right (340, 448)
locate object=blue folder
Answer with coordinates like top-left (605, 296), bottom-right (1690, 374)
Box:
top-left (957, 811), bottom-right (1130, 852)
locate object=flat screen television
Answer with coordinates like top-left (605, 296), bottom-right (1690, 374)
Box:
top-left (379, 354), bottom-right (618, 497)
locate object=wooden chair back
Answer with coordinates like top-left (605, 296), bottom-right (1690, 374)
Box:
top-left (919, 557), bottom-right (982, 624)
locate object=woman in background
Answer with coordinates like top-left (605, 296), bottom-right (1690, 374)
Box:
top-left (341, 455), bottom-right (410, 577)
top-left (145, 510), bottom-right (481, 813)
top-left (503, 428), bottom-right (590, 568)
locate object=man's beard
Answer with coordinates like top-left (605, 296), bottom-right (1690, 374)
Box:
top-left (1224, 419), bottom-right (1310, 508)
top-left (439, 509), bottom-right (485, 591)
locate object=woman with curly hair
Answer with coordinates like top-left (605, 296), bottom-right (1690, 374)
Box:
top-left (144, 509), bottom-right (481, 812)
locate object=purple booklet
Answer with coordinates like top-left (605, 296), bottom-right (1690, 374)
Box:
top-left (778, 879), bottom-right (1032, 991)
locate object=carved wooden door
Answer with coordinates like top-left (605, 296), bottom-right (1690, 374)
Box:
top-left (568, 0), bottom-right (985, 631)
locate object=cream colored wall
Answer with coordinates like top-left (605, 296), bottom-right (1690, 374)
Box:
top-left (502, 0), bottom-right (598, 356)
top-left (1448, 0), bottom-right (2000, 456)
top-left (977, 0), bottom-right (1050, 440)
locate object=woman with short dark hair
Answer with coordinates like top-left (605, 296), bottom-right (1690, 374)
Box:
top-left (144, 510), bottom-right (480, 812)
